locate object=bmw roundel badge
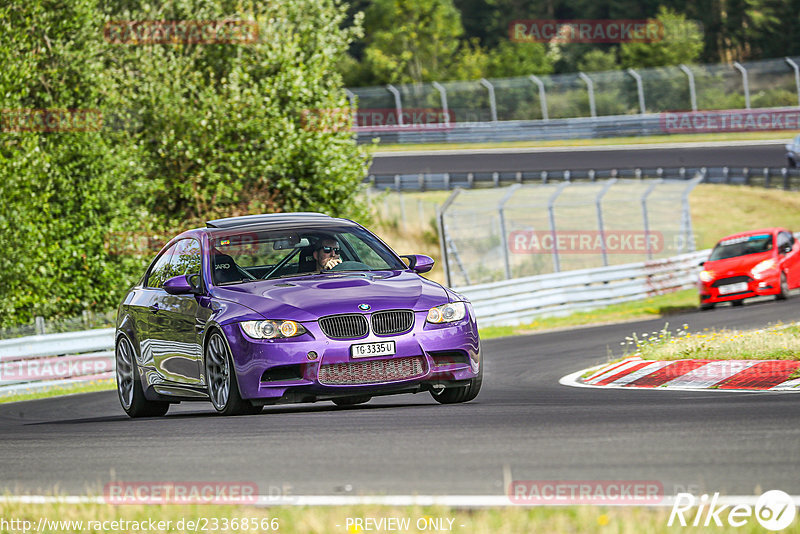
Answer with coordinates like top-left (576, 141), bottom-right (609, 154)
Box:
top-left (358, 303), bottom-right (371, 311)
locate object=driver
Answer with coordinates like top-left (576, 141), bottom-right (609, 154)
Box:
top-left (313, 238), bottom-right (342, 271)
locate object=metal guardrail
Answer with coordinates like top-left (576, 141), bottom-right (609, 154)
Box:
top-left (356, 113), bottom-right (670, 144)
top-left (455, 250), bottom-right (709, 326)
top-left (368, 166), bottom-right (800, 191)
top-left (0, 329), bottom-right (115, 396)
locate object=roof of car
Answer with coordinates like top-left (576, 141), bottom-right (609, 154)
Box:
top-left (206, 212), bottom-right (336, 229)
top-left (718, 228), bottom-right (784, 240)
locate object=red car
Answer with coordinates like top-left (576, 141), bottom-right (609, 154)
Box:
top-left (698, 228), bottom-right (800, 309)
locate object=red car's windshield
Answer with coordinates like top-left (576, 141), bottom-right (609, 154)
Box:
top-left (708, 234), bottom-right (773, 261)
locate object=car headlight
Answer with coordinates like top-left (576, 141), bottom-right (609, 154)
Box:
top-left (699, 270), bottom-right (715, 283)
top-left (240, 320), bottom-right (306, 339)
top-left (751, 259), bottom-right (777, 279)
top-left (426, 301), bottom-right (466, 324)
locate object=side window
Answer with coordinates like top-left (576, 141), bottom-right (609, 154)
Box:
top-left (146, 243), bottom-right (179, 289)
top-left (171, 239), bottom-right (202, 277)
top-left (777, 232), bottom-right (792, 252)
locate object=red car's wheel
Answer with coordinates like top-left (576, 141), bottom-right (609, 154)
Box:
top-left (776, 273), bottom-right (790, 300)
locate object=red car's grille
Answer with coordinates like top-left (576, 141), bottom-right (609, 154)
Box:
top-left (711, 275), bottom-right (751, 287)
top-left (318, 356), bottom-right (426, 385)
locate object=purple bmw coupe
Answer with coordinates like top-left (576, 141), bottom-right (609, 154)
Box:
top-left (115, 213), bottom-right (481, 417)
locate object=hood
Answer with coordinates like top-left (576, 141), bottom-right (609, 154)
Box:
top-left (210, 270), bottom-right (449, 321)
top-left (705, 250), bottom-right (774, 276)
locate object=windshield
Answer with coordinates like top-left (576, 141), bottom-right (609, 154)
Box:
top-left (708, 234), bottom-right (773, 261)
top-left (208, 225), bottom-right (406, 285)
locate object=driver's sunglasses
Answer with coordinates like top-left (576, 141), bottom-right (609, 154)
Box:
top-left (320, 246), bottom-right (340, 254)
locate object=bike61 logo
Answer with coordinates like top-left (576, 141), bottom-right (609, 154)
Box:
top-left (668, 490), bottom-right (796, 531)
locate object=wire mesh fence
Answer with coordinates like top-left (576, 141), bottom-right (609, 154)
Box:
top-left (349, 56), bottom-right (800, 129)
top-left (438, 177), bottom-right (700, 287)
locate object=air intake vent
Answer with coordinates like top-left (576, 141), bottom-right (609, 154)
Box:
top-left (371, 310), bottom-right (414, 335)
top-left (318, 314), bottom-right (369, 339)
top-left (319, 356), bottom-right (426, 385)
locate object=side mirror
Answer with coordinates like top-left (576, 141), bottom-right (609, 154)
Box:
top-left (164, 274), bottom-right (201, 295)
top-left (698, 261), bottom-right (705, 267)
top-left (400, 254), bottom-right (434, 274)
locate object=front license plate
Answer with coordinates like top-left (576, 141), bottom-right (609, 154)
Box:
top-left (351, 341), bottom-right (396, 358)
top-left (718, 282), bottom-right (748, 295)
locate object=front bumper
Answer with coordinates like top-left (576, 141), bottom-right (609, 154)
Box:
top-left (698, 271), bottom-right (780, 303)
top-left (221, 310), bottom-right (481, 403)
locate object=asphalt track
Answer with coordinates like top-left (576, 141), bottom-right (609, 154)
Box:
top-left (1, 296), bottom-right (799, 498)
top-left (369, 141), bottom-right (788, 174)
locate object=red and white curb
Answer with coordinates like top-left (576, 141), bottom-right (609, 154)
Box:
top-left (561, 357), bottom-right (800, 392)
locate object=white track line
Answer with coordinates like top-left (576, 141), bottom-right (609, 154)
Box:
top-left (1, 494), bottom-right (799, 507)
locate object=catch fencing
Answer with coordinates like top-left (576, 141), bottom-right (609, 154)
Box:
top-left (347, 56), bottom-right (800, 143)
top-left (438, 178), bottom-right (701, 287)
top-left (455, 250), bottom-right (708, 326)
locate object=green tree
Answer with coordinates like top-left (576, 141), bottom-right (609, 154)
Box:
top-left (620, 7), bottom-right (704, 68)
top-left (0, 0), bottom-right (371, 327)
top-left (104, 0), bottom-right (371, 226)
top-left (577, 49), bottom-right (619, 72)
top-left (361, 0), bottom-right (466, 84)
top-left (485, 39), bottom-right (552, 77)
top-left (0, 0), bottom-right (145, 326)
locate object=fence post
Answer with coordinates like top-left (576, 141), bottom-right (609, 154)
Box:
top-left (479, 78), bottom-right (498, 122)
top-left (432, 81), bottom-right (450, 125)
top-left (578, 72), bottom-right (597, 118)
top-left (529, 74), bottom-right (549, 121)
top-left (595, 178), bottom-right (617, 266)
top-left (35, 316), bottom-right (45, 335)
top-left (641, 180), bottom-right (661, 260)
top-left (626, 68), bottom-right (646, 114)
top-left (438, 188), bottom-right (463, 287)
top-left (680, 175), bottom-right (704, 253)
top-left (548, 182), bottom-right (570, 272)
top-left (732, 62), bottom-right (751, 109)
top-left (386, 84), bottom-right (404, 126)
top-left (783, 168), bottom-right (790, 191)
top-left (785, 58), bottom-right (800, 107)
top-left (344, 88), bottom-right (357, 126)
top-left (679, 65), bottom-right (698, 112)
top-left (398, 191), bottom-right (407, 230)
top-left (498, 184), bottom-right (522, 280)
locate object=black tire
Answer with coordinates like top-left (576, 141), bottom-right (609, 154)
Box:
top-left (332, 395), bottom-right (372, 406)
top-left (116, 336), bottom-right (170, 418)
top-left (777, 273), bottom-right (790, 300)
top-left (205, 330), bottom-right (262, 416)
top-left (731, 299), bottom-right (744, 307)
top-left (431, 359), bottom-right (483, 404)
top-left (699, 302), bottom-right (716, 311)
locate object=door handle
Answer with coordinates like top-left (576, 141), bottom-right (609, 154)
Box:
top-left (149, 304), bottom-right (160, 314)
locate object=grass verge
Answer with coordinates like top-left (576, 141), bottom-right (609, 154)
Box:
top-left (0, 379), bottom-right (115, 405)
top-left (1, 501), bottom-right (794, 533)
top-left (369, 131), bottom-right (789, 153)
top-left (621, 322), bottom-right (800, 365)
top-left (478, 289), bottom-right (698, 340)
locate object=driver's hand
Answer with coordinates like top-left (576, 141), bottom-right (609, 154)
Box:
top-left (323, 257), bottom-right (342, 270)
